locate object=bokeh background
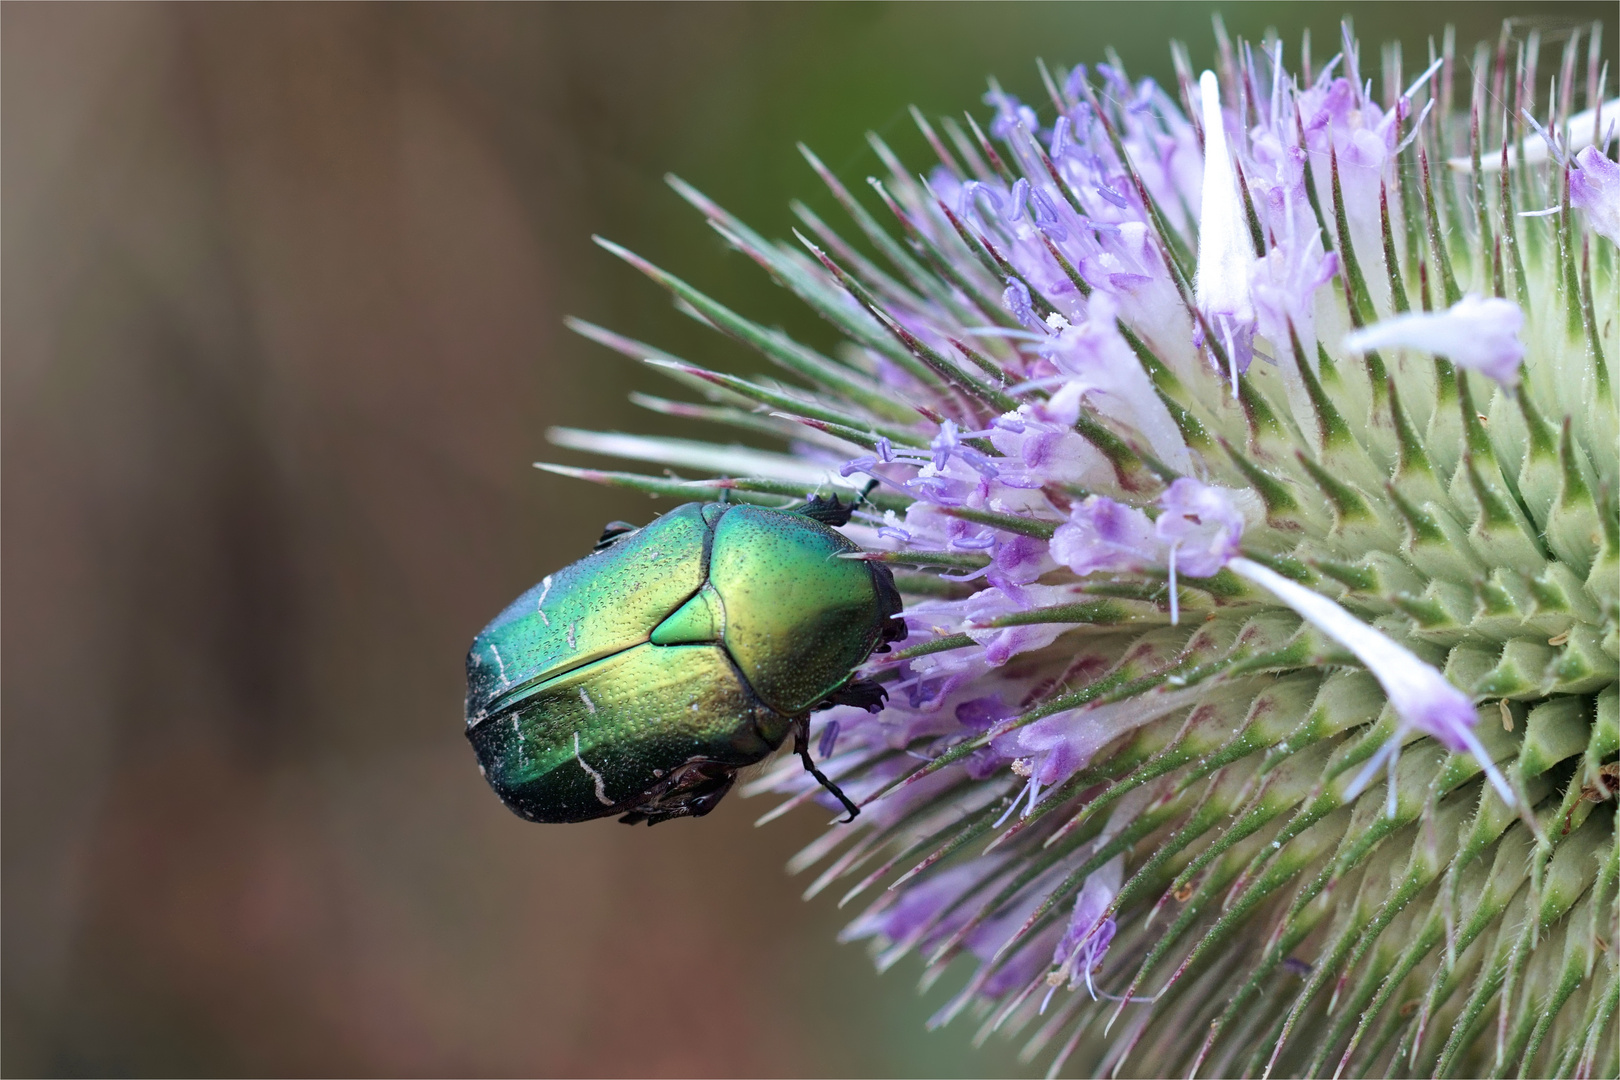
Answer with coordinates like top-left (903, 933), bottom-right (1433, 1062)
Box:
top-left (5, 3), bottom-right (1612, 1075)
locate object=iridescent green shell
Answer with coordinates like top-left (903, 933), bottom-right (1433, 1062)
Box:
top-left (465, 501), bottom-right (902, 824)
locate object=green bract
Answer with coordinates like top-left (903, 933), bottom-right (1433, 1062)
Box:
top-left (465, 498), bottom-right (906, 825)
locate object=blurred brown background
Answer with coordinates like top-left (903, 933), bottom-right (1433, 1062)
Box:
top-left (4, 3), bottom-right (1610, 1076)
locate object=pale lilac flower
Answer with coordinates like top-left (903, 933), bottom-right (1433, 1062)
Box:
top-left (987, 414), bottom-right (1108, 489)
top-left (1343, 294), bottom-right (1527, 389)
top-left (1250, 241), bottom-right (1339, 361)
top-left (1242, 97), bottom-right (1343, 359)
top-left (985, 88), bottom-right (1039, 140)
top-left (1154, 477), bottom-right (1244, 577)
top-left (1294, 69), bottom-right (1400, 277)
top-left (1002, 277), bottom-right (1042, 329)
top-left (1040, 293), bottom-right (1192, 473)
top-left (987, 533), bottom-right (1052, 587)
top-left (963, 584), bottom-right (1077, 666)
top-left (1570, 145), bottom-right (1620, 244)
top-left (992, 705), bottom-right (1114, 791)
top-left (1151, 477), bottom-right (1244, 624)
top-left (841, 856), bottom-right (1009, 951)
top-left (1046, 855), bottom-right (1123, 1002)
top-left (1050, 496), bottom-right (1157, 575)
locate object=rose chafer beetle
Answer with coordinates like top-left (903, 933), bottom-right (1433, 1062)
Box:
top-left (465, 494), bottom-right (906, 825)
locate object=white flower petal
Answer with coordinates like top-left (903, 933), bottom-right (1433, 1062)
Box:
top-left (1194, 70), bottom-right (1257, 390)
top-left (1229, 557), bottom-right (1516, 808)
top-left (1342, 294), bottom-right (1525, 388)
top-left (1445, 98), bottom-right (1620, 171)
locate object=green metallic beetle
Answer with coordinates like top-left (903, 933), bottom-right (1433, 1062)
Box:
top-left (465, 495), bottom-right (906, 825)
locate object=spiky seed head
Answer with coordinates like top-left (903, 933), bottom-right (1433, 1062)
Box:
top-left (547, 18), bottom-right (1618, 1078)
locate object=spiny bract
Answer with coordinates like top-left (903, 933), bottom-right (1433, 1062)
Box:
top-left (544, 18), bottom-right (1617, 1079)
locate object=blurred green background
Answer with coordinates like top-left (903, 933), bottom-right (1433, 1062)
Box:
top-left (4, 3), bottom-right (1610, 1075)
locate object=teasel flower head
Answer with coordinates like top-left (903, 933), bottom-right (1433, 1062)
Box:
top-left (546, 18), bottom-right (1618, 1078)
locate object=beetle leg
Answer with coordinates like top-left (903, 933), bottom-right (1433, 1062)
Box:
top-left (795, 493), bottom-right (856, 527)
top-left (617, 759), bottom-right (738, 826)
top-left (593, 521), bottom-right (639, 551)
top-left (794, 717), bottom-right (860, 823)
top-left (817, 679), bottom-right (888, 713)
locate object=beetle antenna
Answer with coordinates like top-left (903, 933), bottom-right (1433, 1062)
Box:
top-left (794, 719), bottom-right (860, 823)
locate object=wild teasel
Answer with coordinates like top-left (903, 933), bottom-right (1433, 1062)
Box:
top-left (544, 19), bottom-right (1618, 1078)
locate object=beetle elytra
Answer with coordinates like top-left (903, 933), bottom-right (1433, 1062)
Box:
top-left (465, 495), bottom-right (905, 825)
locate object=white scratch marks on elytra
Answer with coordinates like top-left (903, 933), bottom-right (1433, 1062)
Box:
top-left (535, 574), bottom-right (553, 626)
top-left (578, 687), bottom-right (596, 714)
top-left (574, 731), bottom-right (612, 805)
top-left (566, 621), bottom-right (578, 650)
top-left (490, 644), bottom-right (510, 687)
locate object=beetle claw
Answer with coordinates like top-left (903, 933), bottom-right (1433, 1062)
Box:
top-left (795, 493), bottom-right (856, 527)
top-left (818, 679), bottom-right (889, 714)
top-left (615, 759), bottom-right (738, 825)
top-left (593, 521), bottom-right (639, 551)
top-left (794, 718), bottom-right (860, 823)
